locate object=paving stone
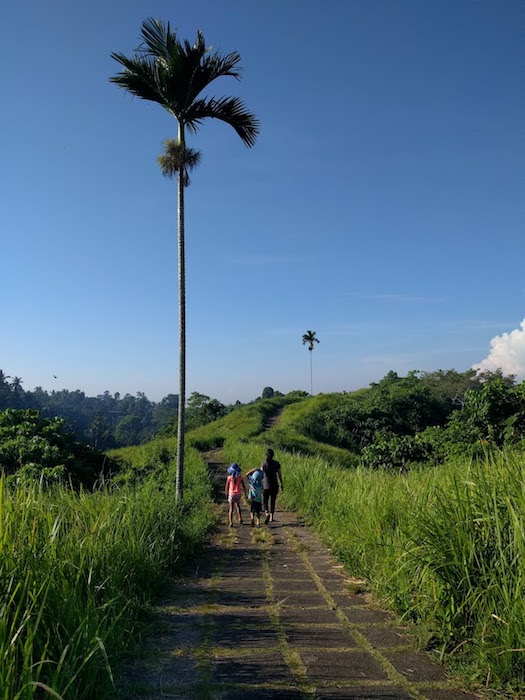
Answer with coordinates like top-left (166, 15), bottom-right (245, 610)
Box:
top-left (214, 591), bottom-right (268, 607)
top-left (216, 578), bottom-right (266, 593)
top-left (268, 566), bottom-right (311, 579)
top-left (318, 581), bottom-right (351, 595)
top-left (418, 689), bottom-right (481, 700)
top-left (268, 554), bottom-right (307, 565)
top-left (220, 570), bottom-right (263, 579)
top-left (274, 591), bottom-right (328, 607)
top-left (316, 570), bottom-right (347, 581)
top-left (210, 689), bottom-right (304, 700)
top-left (210, 624), bottom-right (280, 649)
top-left (285, 625), bottom-right (357, 648)
top-left (358, 626), bottom-right (412, 649)
top-left (308, 555), bottom-right (340, 566)
top-left (315, 686), bottom-right (413, 699)
top-left (126, 691), bottom-right (201, 700)
top-left (301, 650), bottom-right (389, 681)
top-left (167, 592), bottom-right (211, 609)
top-left (155, 612), bottom-right (206, 628)
top-left (142, 626), bottom-right (203, 651)
top-left (384, 652), bottom-right (447, 682)
top-left (332, 593), bottom-right (367, 607)
top-left (272, 578), bottom-right (319, 593)
top-left (220, 568), bottom-right (264, 579)
top-left (278, 606), bottom-right (340, 625)
top-left (211, 610), bottom-right (272, 627)
top-left (124, 654), bottom-right (199, 689)
top-left (211, 653), bottom-right (294, 684)
top-left (339, 606), bottom-right (396, 624)
top-left (270, 562), bottom-right (312, 581)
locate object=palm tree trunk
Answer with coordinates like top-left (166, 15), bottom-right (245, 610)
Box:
top-left (310, 350), bottom-right (313, 395)
top-left (176, 124), bottom-right (186, 501)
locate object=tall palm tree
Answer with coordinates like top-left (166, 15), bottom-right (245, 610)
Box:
top-left (302, 330), bottom-right (320, 395)
top-left (110, 19), bottom-right (259, 500)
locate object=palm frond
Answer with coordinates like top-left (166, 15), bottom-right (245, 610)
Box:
top-left (186, 96), bottom-right (259, 147)
top-left (110, 52), bottom-right (168, 106)
top-left (139, 18), bottom-right (176, 60)
top-left (185, 49), bottom-right (243, 103)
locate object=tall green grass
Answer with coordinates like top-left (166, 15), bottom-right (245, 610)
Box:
top-left (0, 447), bottom-right (215, 699)
top-left (224, 440), bottom-right (525, 692)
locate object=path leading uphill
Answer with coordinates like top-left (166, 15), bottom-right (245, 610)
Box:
top-left (116, 447), bottom-right (481, 700)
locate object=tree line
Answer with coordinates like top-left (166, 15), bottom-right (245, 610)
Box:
top-left (0, 371), bottom-right (287, 450)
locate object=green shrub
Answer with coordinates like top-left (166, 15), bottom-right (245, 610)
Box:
top-left (0, 409), bottom-right (116, 488)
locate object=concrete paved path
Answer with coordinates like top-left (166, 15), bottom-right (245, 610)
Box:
top-left (118, 500), bottom-right (482, 699)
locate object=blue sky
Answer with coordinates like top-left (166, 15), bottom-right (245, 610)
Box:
top-left (2, 0), bottom-right (524, 404)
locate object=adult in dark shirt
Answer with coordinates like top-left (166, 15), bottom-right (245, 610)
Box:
top-left (260, 448), bottom-right (283, 524)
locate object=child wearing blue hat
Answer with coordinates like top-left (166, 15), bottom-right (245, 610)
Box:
top-left (225, 463), bottom-right (247, 527)
top-left (246, 468), bottom-right (264, 527)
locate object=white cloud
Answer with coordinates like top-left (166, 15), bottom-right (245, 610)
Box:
top-left (473, 319), bottom-right (525, 380)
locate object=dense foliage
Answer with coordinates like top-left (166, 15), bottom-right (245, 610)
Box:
top-left (293, 369), bottom-right (524, 469)
top-left (0, 409), bottom-right (116, 487)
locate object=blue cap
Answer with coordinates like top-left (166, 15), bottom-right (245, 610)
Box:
top-left (228, 463), bottom-right (241, 476)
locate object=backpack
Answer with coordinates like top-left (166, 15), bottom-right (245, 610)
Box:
top-left (248, 469), bottom-right (263, 500)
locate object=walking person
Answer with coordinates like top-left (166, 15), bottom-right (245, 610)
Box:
top-left (245, 467), bottom-right (264, 527)
top-left (225, 463), bottom-right (247, 527)
top-left (260, 448), bottom-right (283, 524)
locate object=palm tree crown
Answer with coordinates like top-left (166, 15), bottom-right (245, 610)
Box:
top-left (302, 330), bottom-right (320, 352)
top-left (110, 18), bottom-right (259, 146)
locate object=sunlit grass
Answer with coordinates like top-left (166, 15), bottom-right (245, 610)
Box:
top-left (223, 440), bottom-right (525, 692)
top-left (0, 447), bottom-right (215, 699)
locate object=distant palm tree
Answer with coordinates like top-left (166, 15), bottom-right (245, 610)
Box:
top-left (302, 330), bottom-right (320, 395)
top-left (10, 376), bottom-right (23, 393)
top-left (0, 370), bottom-right (11, 404)
top-left (110, 19), bottom-right (259, 500)
top-left (10, 376), bottom-right (23, 408)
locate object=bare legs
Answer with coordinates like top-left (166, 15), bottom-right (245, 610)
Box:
top-left (228, 499), bottom-right (243, 527)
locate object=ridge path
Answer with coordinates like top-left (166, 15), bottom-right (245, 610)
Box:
top-left (117, 445), bottom-right (482, 700)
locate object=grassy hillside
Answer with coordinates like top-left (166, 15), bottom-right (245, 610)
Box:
top-left (186, 395), bottom-right (305, 451)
